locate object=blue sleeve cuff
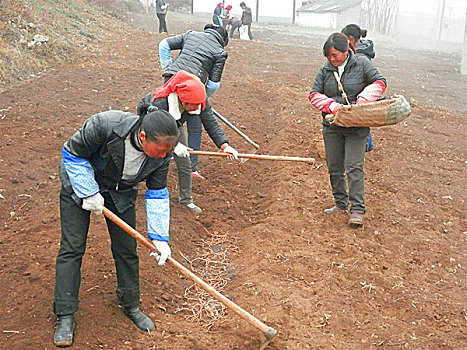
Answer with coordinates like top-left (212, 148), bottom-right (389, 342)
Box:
top-left (159, 39), bottom-right (172, 71)
top-left (145, 188), bottom-right (169, 199)
top-left (206, 80), bottom-right (220, 97)
top-left (146, 188), bottom-right (170, 241)
top-left (62, 148), bottom-right (99, 198)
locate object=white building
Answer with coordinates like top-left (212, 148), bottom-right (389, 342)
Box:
top-left (296, 0), bottom-right (362, 29)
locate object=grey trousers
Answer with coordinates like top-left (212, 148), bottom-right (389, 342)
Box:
top-left (322, 125), bottom-right (369, 214)
top-left (53, 188), bottom-right (140, 316)
top-left (173, 126), bottom-right (193, 205)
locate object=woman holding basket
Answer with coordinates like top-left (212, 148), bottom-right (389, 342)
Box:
top-left (308, 32), bottom-right (386, 227)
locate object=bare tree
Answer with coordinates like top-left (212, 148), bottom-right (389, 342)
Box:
top-left (362, 0), bottom-right (398, 34)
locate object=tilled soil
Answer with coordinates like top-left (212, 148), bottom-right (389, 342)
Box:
top-left (0, 7), bottom-right (466, 350)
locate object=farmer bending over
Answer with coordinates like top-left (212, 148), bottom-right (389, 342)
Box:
top-left (158, 23), bottom-right (229, 179)
top-left (138, 70), bottom-right (238, 214)
top-left (53, 108), bottom-right (179, 347)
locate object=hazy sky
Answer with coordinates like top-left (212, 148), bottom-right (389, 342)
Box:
top-left (399, 0), bottom-right (465, 16)
top-left (193, 0), bottom-right (467, 20)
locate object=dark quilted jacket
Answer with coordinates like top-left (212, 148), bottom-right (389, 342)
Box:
top-left (59, 111), bottom-right (171, 213)
top-left (356, 39), bottom-right (375, 60)
top-left (310, 50), bottom-right (386, 126)
top-left (163, 29), bottom-right (228, 84)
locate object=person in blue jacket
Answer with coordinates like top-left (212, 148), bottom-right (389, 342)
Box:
top-left (53, 108), bottom-right (179, 347)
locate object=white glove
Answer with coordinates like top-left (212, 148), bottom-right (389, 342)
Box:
top-left (82, 192), bottom-right (104, 215)
top-left (223, 145), bottom-right (239, 160)
top-left (173, 142), bottom-right (190, 158)
top-left (151, 240), bottom-right (171, 265)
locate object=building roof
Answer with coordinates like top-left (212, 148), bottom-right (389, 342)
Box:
top-left (297, 0), bottom-right (362, 13)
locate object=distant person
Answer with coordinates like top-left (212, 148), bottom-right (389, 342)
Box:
top-left (138, 71), bottom-right (239, 214)
top-left (342, 24), bottom-right (376, 152)
top-left (240, 1), bottom-right (253, 40)
top-left (158, 24), bottom-right (229, 179)
top-left (53, 108), bottom-right (179, 347)
top-left (213, 2), bottom-right (224, 26)
top-left (156, 0), bottom-right (169, 33)
top-left (221, 4), bottom-right (233, 27)
top-left (308, 33), bottom-right (386, 227)
top-left (228, 16), bottom-right (242, 38)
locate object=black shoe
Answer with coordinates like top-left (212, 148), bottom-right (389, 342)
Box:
top-left (123, 308), bottom-right (155, 332)
top-left (53, 315), bottom-right (75, 347)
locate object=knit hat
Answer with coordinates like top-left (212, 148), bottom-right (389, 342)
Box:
top-left (152, 71), bottom-right (206, 110)
top-left (217, 2), bottom-right (224, 7)
top-left (225, 5), bottom-right (232, 10)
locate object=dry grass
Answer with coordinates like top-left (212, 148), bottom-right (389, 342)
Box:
top-left (176, 228), bottom-right (240, 331)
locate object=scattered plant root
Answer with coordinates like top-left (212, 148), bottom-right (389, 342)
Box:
top-left (180, 227), bottom-right (240, 330)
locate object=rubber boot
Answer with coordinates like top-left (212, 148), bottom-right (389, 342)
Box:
top-left (53, 314), bottom-right (75, 347)
top-left (123, 307), bottom-right (155, 332)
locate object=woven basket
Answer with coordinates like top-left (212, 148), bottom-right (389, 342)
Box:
top-left (325, 95), bottom-right (411, 127)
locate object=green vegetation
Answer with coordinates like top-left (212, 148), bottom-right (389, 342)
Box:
top-left (79, 30), bottom-right (96, 40)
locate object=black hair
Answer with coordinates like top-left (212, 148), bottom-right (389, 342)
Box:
top-left (240, 2), bottom-right (246, 7)
top-left (341, 24), bottom-right (367, 41)
top-left (135, 104), bottom-right (179, 144)
top-left (323, 32), bottom-right (349, 56)
top-left (204, 24), bottom-right (229, 47)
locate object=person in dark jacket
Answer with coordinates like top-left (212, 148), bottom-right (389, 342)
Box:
top-left (53, 109), bottom-right (179, 347)
top-left (156, 0), bottom-right (169, 33)
top-left (342, 24), bottom-right (376, 152)
top-left (342, 24), bottom-right (375, 60)
top-left (213, 2), bottom-right (224, 26)
top-left (309, 33), bottom-right (386, 227)
top-left (158, 25), bottom-right (229, 178)
top-left (240, 2), bottom-right (253, 40)
top-left (138, 71), bottom-right (238, 214)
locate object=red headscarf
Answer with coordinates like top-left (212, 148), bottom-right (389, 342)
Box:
top-left (217, 2), bottom-right (224, 7)
top-left (151, 71), bottom-right (206, 110)
top-left (225, 5), bottom-right (232, 10)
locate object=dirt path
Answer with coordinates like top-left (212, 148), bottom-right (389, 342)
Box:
top-left (0, 6), bottom-right (466, 350)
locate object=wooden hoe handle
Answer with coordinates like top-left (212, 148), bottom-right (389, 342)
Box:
top-left (189, 150), bottom-right (315, 164)
top-left (102, 207), bottom-right (277, 341)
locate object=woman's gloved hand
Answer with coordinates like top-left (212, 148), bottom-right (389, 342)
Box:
top-left (173, 142), bottom-right (190, 158)
top-left (151, 240), bottom-right (171, 265)
top-left (222, 145), bottom-right (239, 160)
top-left (82, 193), bottom-right (104, 215)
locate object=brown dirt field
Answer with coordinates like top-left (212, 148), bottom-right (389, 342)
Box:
top-left (0, 3), bottom-right (466, 350)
